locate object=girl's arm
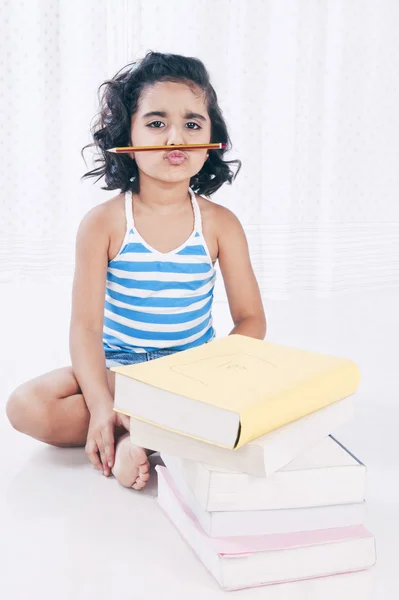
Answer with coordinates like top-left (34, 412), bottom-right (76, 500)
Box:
top-left (69, 205), bottom-right (119, 474)
top-left (216, 207), bottom-right (266, 339)
top-left (69, 205), bottom-right (112, 409)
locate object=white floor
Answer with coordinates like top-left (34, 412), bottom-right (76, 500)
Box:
top-left (1, 282), bottom-right (398, 599)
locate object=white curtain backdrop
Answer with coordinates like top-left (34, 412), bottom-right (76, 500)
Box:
top-left (1, 0), bottom-right (398, 298)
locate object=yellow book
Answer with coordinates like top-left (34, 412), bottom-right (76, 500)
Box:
top-left (112, 334), bottom-right (360, 449)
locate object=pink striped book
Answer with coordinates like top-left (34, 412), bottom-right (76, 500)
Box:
top-left (156, 466), bottom-right (376, 591)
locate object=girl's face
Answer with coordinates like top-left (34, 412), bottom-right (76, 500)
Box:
top-left (130, 81), bottom-right (211, 185)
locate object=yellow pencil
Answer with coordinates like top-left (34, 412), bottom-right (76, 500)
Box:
top-left (107, 142), bottom-right (226, 153)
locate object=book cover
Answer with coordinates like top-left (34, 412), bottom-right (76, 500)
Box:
top-left (162, 449), bottom-right (366, 537)
top-left (129, 396), bottom-right (354, 477)
top-left (113, 335), bottom-right (360, 448)
top-left (161, 435), bottom-right (367, 511)
top-left (156, 466), bottom-right (376, 591)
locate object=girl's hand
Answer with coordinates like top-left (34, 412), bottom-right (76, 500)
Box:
top-left (85, 403), bottom-right (118, 476)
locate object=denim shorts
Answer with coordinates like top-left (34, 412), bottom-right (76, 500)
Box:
top-left (105, 348), bottom-right (178, 369)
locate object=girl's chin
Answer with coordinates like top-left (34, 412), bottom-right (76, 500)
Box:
top-left (137, 162), bottom-right (204, 182)
top-left (140, 174), bottom-right (194, 186)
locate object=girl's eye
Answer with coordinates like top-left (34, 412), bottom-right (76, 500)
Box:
top-left (147, 121), bottom-right (201, 130)
top-left (186, 122), bottom-right (201, 130)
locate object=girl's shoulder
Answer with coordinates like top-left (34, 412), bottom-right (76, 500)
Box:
top-left (99, 191), bottom-right (125, 213)
top-left (81, 192), bottom-right (125, 222)
top-left (77, 193), bottom-right (123, 232)
top-left (195, 193), bottom-right (243, 261)
top-left (77, 193), bottom-right (126, 262)
top-left (195, 193), bottom-right (240, 232)
top-left (99, 193), bottom-right (126, 261)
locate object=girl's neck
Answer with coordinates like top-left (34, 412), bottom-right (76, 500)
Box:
top-left (133, 175), bottom-right (191, 215)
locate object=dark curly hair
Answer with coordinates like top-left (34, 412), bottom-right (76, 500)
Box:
top-left (81, 51), bottom-right (241, 197)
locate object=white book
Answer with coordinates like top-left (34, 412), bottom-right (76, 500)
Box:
top-left (162, 451), bottom-right (366, 538)
top-left (130, 396), bottom-right (354, 477)
top-left (162, 435), bottom-right (366, 512)
top-left (156, 466), bottom-right (376, 591)
top-left (113, 335), bottom-right (360, 449)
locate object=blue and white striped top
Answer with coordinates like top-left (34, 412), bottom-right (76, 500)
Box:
top-left (102, 187), bottom-right (216, 355)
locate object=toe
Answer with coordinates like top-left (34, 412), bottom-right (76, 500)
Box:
top-left (139, 461), bottom-right (150, 474)
top-left (132, 478), bottom-right (147, 490)
top-left (138, 462), bottom-right (150, 475)
top-left (132, 465), bottom-right (150, 490)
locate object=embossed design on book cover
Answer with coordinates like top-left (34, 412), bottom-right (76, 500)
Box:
top-left (170, 353), bottom-right (276, 386)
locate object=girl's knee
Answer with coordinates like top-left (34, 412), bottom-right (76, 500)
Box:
top-left (6, 386), bottom-right (53, 440)
top-left (5, 367), bottom-right (78, 437)
top-left (6, 386), bottom-right (26, 430)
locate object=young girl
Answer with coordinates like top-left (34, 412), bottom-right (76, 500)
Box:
top-left (6, 51), bottom-right (266, 490)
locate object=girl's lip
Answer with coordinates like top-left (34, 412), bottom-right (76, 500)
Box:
top-left (165, 150), bottom-right (187, 159)
top-left (166, 155), bottom-right (187, 165)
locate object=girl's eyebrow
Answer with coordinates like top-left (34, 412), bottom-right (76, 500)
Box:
top-left (142, 110), bottom-right (207, 122)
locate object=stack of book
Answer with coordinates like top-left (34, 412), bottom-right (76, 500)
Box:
top-left (112, 335), bottom-right (376, 591)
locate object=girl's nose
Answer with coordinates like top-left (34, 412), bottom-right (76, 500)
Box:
top-left (166, 126), bottom-right (185, 146)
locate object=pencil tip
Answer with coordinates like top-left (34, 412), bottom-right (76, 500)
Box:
top-left (107, 148), bottom-right (116, 153)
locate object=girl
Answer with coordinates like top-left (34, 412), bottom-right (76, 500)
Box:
top-left (6, 51), bottom-right (266, 490)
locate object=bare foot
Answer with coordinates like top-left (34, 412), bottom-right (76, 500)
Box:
top-left (112, 433), bottom-right (150, 490)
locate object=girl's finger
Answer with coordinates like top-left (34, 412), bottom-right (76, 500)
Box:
top-left (97, 436), bottom-right (109, 476)
top-left (85, 438), bottom-right (103, 473)
top-left (102, 426), bottom-right (115, 471)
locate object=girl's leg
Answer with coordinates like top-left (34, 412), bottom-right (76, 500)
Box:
top-left (5, 366), bottom-right (111, 447)
top-left (5, 367), bottom-right (150, 489)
